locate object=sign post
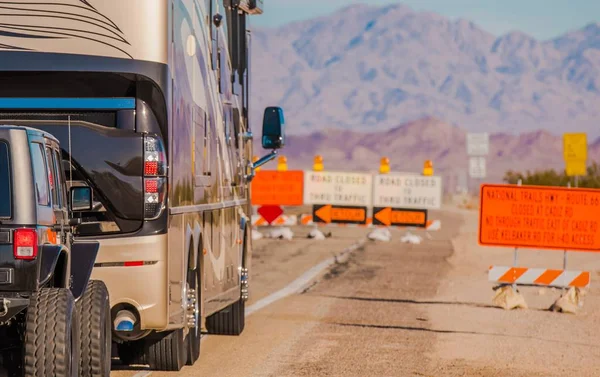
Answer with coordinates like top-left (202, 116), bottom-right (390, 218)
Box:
top-left (467, 133), bottom-right (489, 194)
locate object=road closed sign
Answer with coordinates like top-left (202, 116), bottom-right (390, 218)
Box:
top-left (373, 174), bottom-right (442, 209)
top-left (303, 171), bottom-right (372, 207)
top-left (479, 184), bottom-right (600, 252)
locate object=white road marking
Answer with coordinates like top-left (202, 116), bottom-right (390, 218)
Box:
top-left (123, 239), bottom-right (366, 377)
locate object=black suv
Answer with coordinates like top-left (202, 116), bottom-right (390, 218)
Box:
top-left (0, 126), bottom-right (111, 377)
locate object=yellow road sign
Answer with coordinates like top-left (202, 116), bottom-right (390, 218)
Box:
top-left (563, 133), bottom-right (587, 161)
top-left (566, 160), bottom-right (587, 177)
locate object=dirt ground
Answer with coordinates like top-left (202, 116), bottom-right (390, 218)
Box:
top-left (112, 206), bottom-right (600, 377)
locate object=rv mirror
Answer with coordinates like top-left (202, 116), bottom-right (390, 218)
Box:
top-left (261, 106), bottom-right (285, 150)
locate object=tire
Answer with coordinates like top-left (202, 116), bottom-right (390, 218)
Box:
top-left (146, 329), bottom-right (187, 371)
top-left (205, 298), bottom-right (245, 336)
top-left (24, 288), bottom-right (79, 377)
top-left (76, 280), bottom-right (111, 377)
top-left (185, 267), bottom-right (201, 366)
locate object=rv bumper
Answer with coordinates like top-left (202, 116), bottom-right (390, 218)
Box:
top-left (90, 234), bottom-right (168, 331)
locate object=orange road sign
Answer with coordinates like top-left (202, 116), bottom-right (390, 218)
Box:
top-left (479, 184), bottom-right (600, 252)
top-left (250, 170), bottom-right (304, 206)
top-left (373, 207), bottom-right (427, 227)
top-left (313, 204), bottom-right (367, 224)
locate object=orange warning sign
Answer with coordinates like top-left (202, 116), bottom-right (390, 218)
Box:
top-left (373, 207), bottom-right (427, 227)
top-left (313, 205), bottom-right (367, 224)
top-left (479, 184), bottom-right (600, 252)
top-left (250, 170), bottom-right (304, 206)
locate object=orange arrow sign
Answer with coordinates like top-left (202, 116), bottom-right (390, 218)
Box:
top-left (313, 205), bottom-right (367, 224)
top-left (374, 207), bottom-right (392, 226)
top-left (373, 207), bottom-right (427, 227)
top-left (315, 205), bottom-right (332, 223)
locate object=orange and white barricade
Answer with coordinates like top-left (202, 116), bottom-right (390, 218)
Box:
top-left (488, 266), bottom-right (590, 289)
top-left (251, 214), bottom-right (298, 227)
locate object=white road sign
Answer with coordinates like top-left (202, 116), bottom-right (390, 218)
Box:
top-left (303, 171), bottom-right (373, 206)
top-left (469, 157), bottom-right (487, 178)
top-left (467, 133), bottom-right (489, 156)
top-left (373, 174), bottom-right (443, 210)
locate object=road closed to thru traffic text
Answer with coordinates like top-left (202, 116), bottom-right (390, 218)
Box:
top-left (304, 171), bottom-right (372, 207)
top-left (373, 174), bottom-right (442, 209)
top-left (479, 184), bottom-right (600, 252)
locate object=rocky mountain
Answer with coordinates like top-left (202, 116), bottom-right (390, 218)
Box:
top-left (254, 117), bottom-right (600, 192)
top-left (250, 3), bottom-right (600, 138)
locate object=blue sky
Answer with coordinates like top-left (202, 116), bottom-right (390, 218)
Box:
top-left (251, 0), bottom-right (600, 40)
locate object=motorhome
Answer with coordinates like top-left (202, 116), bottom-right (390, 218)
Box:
top-left (0, 0), bottom-right (281, 371)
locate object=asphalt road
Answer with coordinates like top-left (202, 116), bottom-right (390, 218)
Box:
top-left (112, 208), bottom-right (600, 377)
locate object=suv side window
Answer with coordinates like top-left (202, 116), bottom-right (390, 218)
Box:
top-left (45, 145), bottom-right (59, 207)
top-left (53, 149), bottom-right (66, 208)
top-left (0, 141), bottom-right (10, 218)
top-left (30, 143), bottom-right (50, 206)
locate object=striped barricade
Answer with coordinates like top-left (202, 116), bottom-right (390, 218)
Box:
top-left (488, 266), bottom-right (591, 288)
top-left (251, 214), bottom-right (298, 227)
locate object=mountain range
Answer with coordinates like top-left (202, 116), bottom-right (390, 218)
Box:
top-left (249, 3), bottom-right (600, 138)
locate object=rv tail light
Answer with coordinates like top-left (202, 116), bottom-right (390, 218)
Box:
top-left (13, 228), bottom-right (38, 260)
top-left (144, 178), bottom-right (166, 220)
top-left (144, 135), bottom-right (167, 177)
top-left (143, 135), bottom-right (167, 220)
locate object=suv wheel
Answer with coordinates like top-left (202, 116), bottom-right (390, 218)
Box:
top-left (23, 288), bottom-right (79, 377)
top-left (76, 280), bottom-right (111, 377)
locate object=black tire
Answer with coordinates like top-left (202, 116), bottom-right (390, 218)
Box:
top-left (24, 288), bottom-right (79, 377)
top-left (185, 267), bottom-right (201, 366)
top-left (76, 280), bottom-right (111, 377)
top-left (205, 299), bottom-right (245, 336)
top-left (146, 329), bottom-right (187, 371)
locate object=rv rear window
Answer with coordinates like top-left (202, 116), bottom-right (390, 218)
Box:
top-left (0, 141), bottom-right (10, 218)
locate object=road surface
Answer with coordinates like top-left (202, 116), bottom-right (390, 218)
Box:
top-left (112, 207), bottom-right (600, 377)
